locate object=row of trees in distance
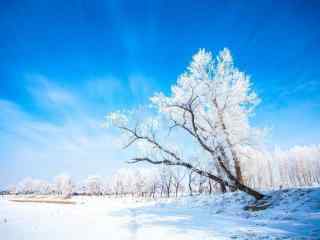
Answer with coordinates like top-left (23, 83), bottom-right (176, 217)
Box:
top-left (8, 144), bottom-right (320, 198)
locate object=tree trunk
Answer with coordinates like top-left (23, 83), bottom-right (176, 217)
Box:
top-left (219, 182), bottom-right (227, 193)
top-left (198, 180), bottom-right (203, 194)
top-left (217, 155), bottom-right (264, 200)
top-left (234, 157), bottom-right (243, 184)
top-left (175, 184), bottom-right (179, 198)
top-left (166, 183), bottom-right (171, 198)
top-left (188, 172), bottom-right (193, 196)
top-left (213, 99), bottom-right (244, 184)
top-left (188, 181), bottom-right (193, 196)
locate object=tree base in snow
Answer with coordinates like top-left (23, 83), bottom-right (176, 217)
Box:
top-left (244, 196), bottom-right (272, 211)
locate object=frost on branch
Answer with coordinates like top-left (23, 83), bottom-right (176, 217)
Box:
top-left (105, 111), bottom-right (129, 128)
top-left (151, 48), bottom-right (263, 180)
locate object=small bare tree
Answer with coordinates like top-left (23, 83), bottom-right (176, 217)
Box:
top-left (171, 166), bottom-right (186, 197)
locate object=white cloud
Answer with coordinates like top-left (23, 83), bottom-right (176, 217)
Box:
top-left (26, 74), bottom-right (77, 108)
top-left (278, 80), bottom-right (320, 98)
top-left (0, 76), bottom-right (132, 188)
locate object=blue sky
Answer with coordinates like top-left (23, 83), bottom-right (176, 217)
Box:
top-left (0, 0), bottom-right (320, 187)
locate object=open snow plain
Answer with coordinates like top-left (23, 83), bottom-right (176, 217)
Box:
top-left (1, 188), bottom-right (319, 240)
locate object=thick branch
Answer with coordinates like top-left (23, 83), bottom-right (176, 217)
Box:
top-left (128, 157), bottom-right (230, 187)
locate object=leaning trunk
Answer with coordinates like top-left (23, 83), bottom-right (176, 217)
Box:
top-left (217, 154), bottom-right (264, 200)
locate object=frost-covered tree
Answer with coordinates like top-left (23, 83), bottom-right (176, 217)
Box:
top-left (84, 175), bottom-right (103, 195)
top-left (102, 181), bottom-right (112, 195)
top-left (159, 165), bottom-right (174, 197)
top-left (17, 177), bottom-right (36, 194)
top-left (171, 166), bottom-right (186, 197)
top-left (150, 48), bottom-right (263, 194)
top-left (242, 145), bottom-right (320, 189)
top-left (145, 169), bottom-right (161, 198)
top-left (33, 180), bottom-right (52, 194)
top-left (106, 48), bottom-right (264, 200)
top-left (54, 174), bottom-right (74, 197)
top-left (16, 178), bottom-right (52, 195)
top-left (110, 169), bottom-right (130, 196)
top-left (187, 170), bottom-right (196, 196)
top-left (7, 185), bottom-right (17, 195)
top-left (109, 167), bottom-right (162, 198)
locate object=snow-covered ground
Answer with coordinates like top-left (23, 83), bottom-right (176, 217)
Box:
top-left (0, 188), bottom-right (319, 240)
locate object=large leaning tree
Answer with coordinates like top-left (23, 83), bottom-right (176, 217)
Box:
top-left (107, 48), bottom-right (265, 200)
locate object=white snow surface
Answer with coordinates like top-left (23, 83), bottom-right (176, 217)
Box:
top-left (0, 187), bottom-right (319, 240)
